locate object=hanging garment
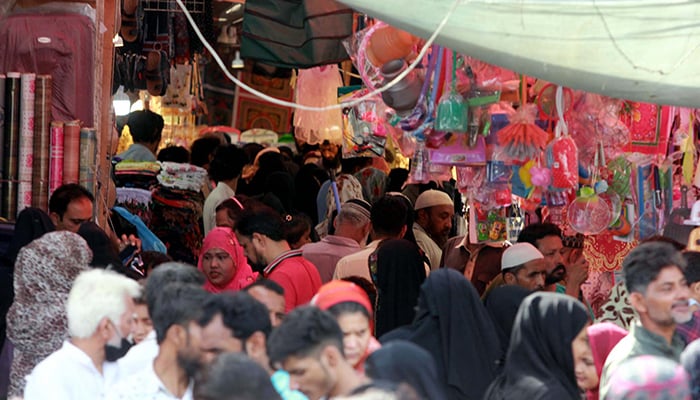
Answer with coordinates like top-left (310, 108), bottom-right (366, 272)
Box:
top-left (241, 0), bottom-right (353, 68)
top-left (0, 12), bottom-right (95, 125)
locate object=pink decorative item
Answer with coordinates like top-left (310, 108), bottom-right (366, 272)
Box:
top-left (529, 166), bottom-right (551, 188)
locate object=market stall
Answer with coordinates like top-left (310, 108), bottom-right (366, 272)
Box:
top-left (1, 0), bottom-right (698, 323)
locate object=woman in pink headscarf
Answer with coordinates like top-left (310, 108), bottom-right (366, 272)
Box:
top-left (198, 227), bottom-right (257, 293)
top-left (575, 322), bottom-right (628, 400)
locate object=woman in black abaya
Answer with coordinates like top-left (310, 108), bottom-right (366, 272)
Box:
top-left (483, 292), bottom-right (590, 400)
top-left (382, 268), bottom-right (501, 400)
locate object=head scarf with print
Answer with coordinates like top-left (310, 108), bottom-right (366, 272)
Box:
top-left (198, 227), bottom-right (257, 293)
top-left (681, 337), bottom-right (700, 400)
top-left (371, 239), bottom-right (426, 338)
top-left (607, 355), bottom-right (690, 400)
top-left (312, 280), bottom-right (380, 372)
top-left (483, 292), bottom-right (589, 400)
top-left (7, 231), bottom-right (92, 397)
top-left (365, 340), bottom-right (448, 400)
top-left (586, 322), bottom-right (627, 400)
top-left (395, 269), bottom-right (501, 400)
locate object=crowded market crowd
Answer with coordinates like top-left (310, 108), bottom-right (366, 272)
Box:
top-left (1, 109), bottom-right (699, 400)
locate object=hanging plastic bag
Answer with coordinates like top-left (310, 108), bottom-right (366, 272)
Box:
top-left (546, 86), bottom-right (579, 192)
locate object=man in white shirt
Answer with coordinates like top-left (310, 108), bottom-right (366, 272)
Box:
top-left (24, 269), bottom-right (141, 400)
top-left (412, 189), bottom-right (454, 270)
top-left (333, 195), bottom-right (408, 282)
top-left (202, 145), bottom-right (246, 234)
top-left (108, 284), bottom-right (211, 400)
top-left (118, 262), bottom-right (205, 374)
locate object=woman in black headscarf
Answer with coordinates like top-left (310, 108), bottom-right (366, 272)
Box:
top-left (384, 268), bottom-right (501, 400)
top-left (365, 340), bottom-right (447, 400)
top-left (483, 285), bottom-right (531, 367)
top-left (483, 292), bottom-right (589, 400)
top-left (370, 239), bottom-right (426, 338)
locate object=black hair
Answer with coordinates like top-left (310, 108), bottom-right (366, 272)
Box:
top-left (242, 142), bottom-right (264, 164)
top-left (190, 135), bottom-right (224, 168)
top-left (144, 262), bottom-right (205, 316)
top-left (244, 278), bottom-right (285, 296)
top-left (157, 146), bottom-right (190, 163)
top-left (267, 306), bottom-right (344, 365)
top-left (140, 251), bottom-right (173, 276)
top-left (236, 208), bottom-right (286, 242)
top-left (194, 353), bottom-right (282, 400)
top-left (623, 242), bottom-right (686, 294)
top-left (198, 292), bottom-right (272, 339)
top-left (283, 213), bottom-right (314, 247)
top-left (372, 195), bottom-right (409, 237)
top-left (278, 146), bottom-right (294, 160)
top-left (77, 221), bottom-right (121, 269)
top-left (327, 301), bottom-right (370, 320)
top-left (386, 168), bottom-right (409, 193)
top-left (215, 195), bottom-right (268, 220)
top-left (209, 144), bottom-right (247, 183)
top-left (134, 292), bottom-right (148, 306)
top-left (341, 276), bottom-right (377, 310)
top-left (501, 265), bottom-right (525, 279)
top-left (642, 235), bottom-right (686, 251)
top-left (127, 110), bottom-right (164, 144)
top-left (387, 193), bottom-right (419, 245)
top-left (152, 283), bottom-right (211, 344)
top-left (517, 223), bottom-right (562, 247)
top-left (48, 184), bottom-right (94, 217)
top-left (684, 251), bottom-right (700, 285)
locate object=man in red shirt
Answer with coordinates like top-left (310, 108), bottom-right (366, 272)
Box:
top-left (236, 208), bottom-right (322, 312)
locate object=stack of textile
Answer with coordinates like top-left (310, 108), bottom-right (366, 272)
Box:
top-left (150, 162), bottom-right (207, 265)
top-left (114, 161), bottom-right (160, 189)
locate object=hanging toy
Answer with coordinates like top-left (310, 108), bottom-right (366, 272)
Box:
top-left (496, 103), bottom-right (549, 161)
top-left (567, 186), bottom-right (612, 235)
top-left (435, 50), bottom-right (467, 133)
top-left (546, 85), bottom-right (579, 192)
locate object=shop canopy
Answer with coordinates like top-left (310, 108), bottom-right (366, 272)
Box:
top-left (338, 0), bottom-right (700, 107)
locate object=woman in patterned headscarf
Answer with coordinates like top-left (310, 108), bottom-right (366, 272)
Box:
top-left (7, 231), bottom-right (92, 397)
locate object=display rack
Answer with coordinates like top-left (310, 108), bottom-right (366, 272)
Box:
top-left (142, 0), bottom-right (204, 13)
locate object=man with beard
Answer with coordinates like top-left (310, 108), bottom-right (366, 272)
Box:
top-left (599, 242), bottom-right (691, 399)
top-left (197, 292), bottom-right (272, 372)
top-left (517, 223), bottom-right (589, 297)
top-left (412, 190), bottom-right (454, 270)
top-left (236, 208), bottom-right (321, 312)
top-left (108, 284), bottom-right (211, 400)
top-left (24, 269), bottom-right (140, 400)
top-left (500, 243), bottom-right (547, 291)
top-left (267, 306), bottom-right (367, 400)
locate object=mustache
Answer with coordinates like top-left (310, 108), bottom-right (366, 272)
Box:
top-left (672, 300), bottom-right (690, 308)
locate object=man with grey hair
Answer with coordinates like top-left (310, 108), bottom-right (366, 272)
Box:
top-left (302, 199), bottom-right (372, 282)
top-left (23, 269), bottom-right (141, 400)
top-left (600, 241), bottom-right (691, 399)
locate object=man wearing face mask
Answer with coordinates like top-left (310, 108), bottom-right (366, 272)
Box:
top-left (517, 223), bottom-right (589, 298)
top-left (108, 284), bottom-right (210, 400)
top-left (24, 269), bottom-right (141, 400)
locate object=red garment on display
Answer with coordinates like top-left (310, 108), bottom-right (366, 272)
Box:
top-left (0, 12), bottom-right (95, 126)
